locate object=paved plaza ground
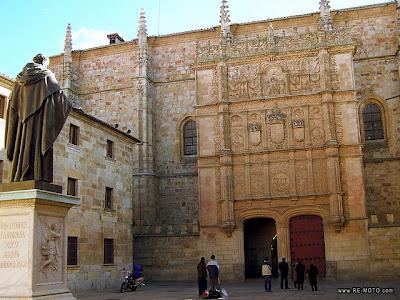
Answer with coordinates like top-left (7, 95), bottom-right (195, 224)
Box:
top-left (75, 279), bottom-right (399, 300)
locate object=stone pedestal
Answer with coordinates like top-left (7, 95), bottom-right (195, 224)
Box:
top-left (0, 181), bottom-right (79, 299)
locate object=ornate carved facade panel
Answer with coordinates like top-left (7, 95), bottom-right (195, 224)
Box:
top-left (233, 165), bottom-right (246, 199)
top-left (295, 160), bottom-right (310, 195)
top-left (250, 164), bottom-right (265, 197)
top-left (312, 158), bottom-right (329, 194)
top-left (269, 162), bottom-right (290, 196)
top-left (230, 115), bottom-right (245, 153)
top-left (309, 106), bottom-right (326, 146)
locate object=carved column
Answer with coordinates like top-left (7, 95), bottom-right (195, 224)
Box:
top-left (326, 146), bottom-right (345, 231)
top-left (276, 221), bottom-right (290, 263)
top-left (217, 61), bottom-right (235, 236)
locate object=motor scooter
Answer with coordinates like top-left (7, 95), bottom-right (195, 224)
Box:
top-left (120, 268), bottom-right (144, 293)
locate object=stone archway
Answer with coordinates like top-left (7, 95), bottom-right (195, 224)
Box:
top-left (243, 218), bottom-right (277, 278)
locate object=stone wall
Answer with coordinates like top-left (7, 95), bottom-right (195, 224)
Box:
top-left (53, 110), bottom-right (137, 291)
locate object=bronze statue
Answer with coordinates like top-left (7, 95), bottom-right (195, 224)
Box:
top-left (5, 54), bottom-right (72, 182)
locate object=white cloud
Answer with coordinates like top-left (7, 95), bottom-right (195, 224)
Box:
top-left (72, 28), bottom-right (111, 50)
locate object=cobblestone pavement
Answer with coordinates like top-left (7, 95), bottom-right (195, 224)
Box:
top-left (75, 279), bottom-right (399, 300)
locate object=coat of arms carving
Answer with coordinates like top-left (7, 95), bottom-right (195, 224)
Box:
top-left (267, 107), bottom-right (286, 144)
top-left (248, 123), bottom-right (261, 146)
top-left (292, 119), bottom-right (305, 142)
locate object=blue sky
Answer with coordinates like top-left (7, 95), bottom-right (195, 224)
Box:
top-left (0, 0), bottom-right (390, 78)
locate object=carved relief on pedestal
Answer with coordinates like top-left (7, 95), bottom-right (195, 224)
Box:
top-left (267, 106), bottom-right (287, 149)
top-left (329, 56), bottom-right (340, 90)
top-left (309, 106), bottom-right (325, 146)
top-left (270, 163), bottom-right (290, 195)
top-left (233, 166), bottom-right (246, 199)
top-left (292, 118), bottom-right (305, 144)
top-left (230, 115), bottom-right (244, 152)
top-left (295, 161), bottom-right (309, 194)
top-left (38, 217), bottom-right (63, 283)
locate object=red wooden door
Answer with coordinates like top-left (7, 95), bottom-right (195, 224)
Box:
top-left (289, 215), bottom-right (326, 275)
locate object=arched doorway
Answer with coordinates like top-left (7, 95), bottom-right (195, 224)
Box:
top-left (289, 215), bottom-right (326, 276)
top-left (243, 218), bottom-right (277, 278)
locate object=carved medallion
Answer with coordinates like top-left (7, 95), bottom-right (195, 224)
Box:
top-left (271, 173), bottom-right (289, 194)
top-left (248, 123), bottom-right (261, 146)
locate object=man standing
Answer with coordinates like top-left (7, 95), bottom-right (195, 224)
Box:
top-left (295, 259), bottom-right (306, 290)
top-left (197, 257), bottom-right (207, 295)
top-left (279, 257), bottom-right (289, 289)
top-left (307, 262), bottom-right (319, 291)
top-left (261, 257), bottom-right (272, 292)
top-left (206, 255), bottom-right (220, 291)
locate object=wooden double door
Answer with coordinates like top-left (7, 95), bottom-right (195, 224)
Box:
top-left (289, 215), bottom-right (326, 276)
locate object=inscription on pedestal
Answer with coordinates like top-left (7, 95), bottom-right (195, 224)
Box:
top-left (0, 214), bottom-right (30, 295)
top-left (0, 215), bottom-right (29, 269)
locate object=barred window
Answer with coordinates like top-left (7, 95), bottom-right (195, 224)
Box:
top-left (363, 104), bottom-right (384, 140)
top-left (104, 238), bottom-right (114, 265)
top-left (183, 120), bottom-right (197, 156)
top-left (67, 237), bottom-right (78, 265)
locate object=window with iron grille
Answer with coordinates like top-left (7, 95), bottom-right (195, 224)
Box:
top-left (67, 237), bottom-right (78, 265)
top-left (106, 139), bottom-right (113, 158)
top-left (363, 103), bottom-right (384, 141)
top-left (69, 124), bottom-right (79, 145)
top-left (0, 95), bottom-right (5, 119)
top-left (183, 120), bottom-right (197, 155)
top-left (104, 238), bottom-right (114, 265)
top-left (67, 177), bottom-right (77, 196)
top-left (105, 187), bottom-right (113, 210)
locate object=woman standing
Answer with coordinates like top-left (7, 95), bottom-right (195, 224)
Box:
top-left (197, 257), bottom-right (207, 295)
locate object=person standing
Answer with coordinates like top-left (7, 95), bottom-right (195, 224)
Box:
top-left (197, 257), bottom-right (207, 295)
top-left (292, 261), bottom-right (298, 289)
top-left (278, 257), bottom-right (289, 289)
top-left (295, 259), bottom-right (305, 290)
top-left (307, 262), bottom-right (319, 291)
top-left (261, 257), bottom-right (272, 292)
top-left (206, 255), bottom-right (220, 291)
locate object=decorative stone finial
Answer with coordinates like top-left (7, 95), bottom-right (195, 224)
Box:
top-left (319, 0), bottom-right (333, 31)
top-left (64, 23), bottom-right (72, 62)
top-left (138, 8), bottom-right (147, 46)
top-left (220, 0), bottom-right (232, 41)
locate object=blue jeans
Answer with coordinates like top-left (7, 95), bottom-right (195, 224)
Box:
top-left (264, 275), bottom-right (272, 291)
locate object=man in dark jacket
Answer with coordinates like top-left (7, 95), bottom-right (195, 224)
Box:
top-left (295, 259), bottom-right (306, 290)
top-left (197, 257), bottom-right (207, 295)
top-left (307, 262), bottom-right (319, 291)
top-left (278, 257), bottom-right (289, 289)
top-left (206, 255), bottom-right (220, 291)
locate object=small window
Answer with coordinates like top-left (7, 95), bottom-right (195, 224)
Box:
top-left (104, 238), bottom-right (114, 265)
top-left (0, 95), bottom-right (5, 118)
top-left (67, 177), bottom-right (77, 196)
top-left (69, 124), bottom-right (79, 145)
top-left (106, 140), bottom-right (114, 158)
top-left (105, 187), bottom-right (113, 210)
top-left (363, 103), bottom-right (384, 141)
top-left (67, 236), bottom-right (78, 265)
top-left (183, 120), bottom-right (197, 156)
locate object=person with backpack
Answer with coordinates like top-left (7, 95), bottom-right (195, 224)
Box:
top-left (261, 257), bottom-right (272, 292)
top-left (206, 255), bottom-right (220, 291)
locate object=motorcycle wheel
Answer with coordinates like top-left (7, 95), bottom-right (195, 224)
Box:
top-left (131, 284), bottom-right (137, 291)
top-left (120, 282), bottom-right (127, 293)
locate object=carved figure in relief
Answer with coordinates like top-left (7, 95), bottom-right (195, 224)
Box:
top-left (40, 221), bottom-right (61, 274)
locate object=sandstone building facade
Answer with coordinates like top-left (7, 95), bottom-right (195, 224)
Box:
top-left (2, 0), bottom-right (400, 291)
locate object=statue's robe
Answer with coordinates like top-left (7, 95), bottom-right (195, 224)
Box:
top-left (5, 63), bottom-right (71, 182)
